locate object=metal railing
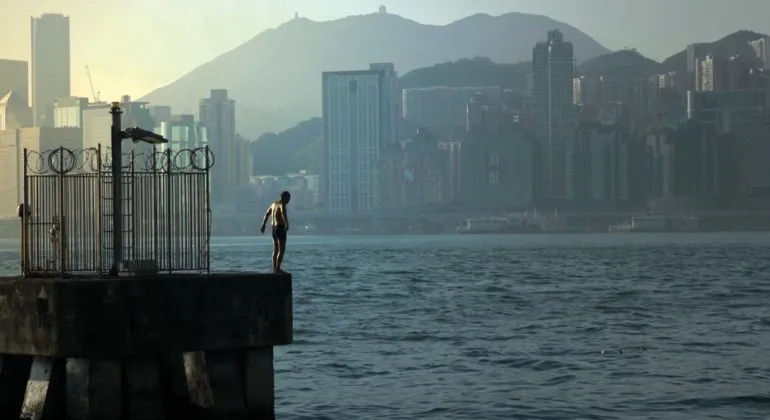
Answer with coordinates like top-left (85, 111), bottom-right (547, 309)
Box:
top-left (21, 145), bottom-right (214, 277)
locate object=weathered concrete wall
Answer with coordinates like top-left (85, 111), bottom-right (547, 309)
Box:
top-left (0, 273), bottom-right (292, 358)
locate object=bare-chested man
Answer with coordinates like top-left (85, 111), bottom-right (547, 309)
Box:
top-left (260, 191), bottom-right (291, 273)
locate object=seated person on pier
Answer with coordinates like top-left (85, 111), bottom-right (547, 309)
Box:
top-left (260, 191), bottom-right (291, 274)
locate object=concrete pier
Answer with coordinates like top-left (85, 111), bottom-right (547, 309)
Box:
top-left (0, 272), bottom-right (292, 419)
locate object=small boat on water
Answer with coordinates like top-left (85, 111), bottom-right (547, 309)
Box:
top-left (609, 215), bottom-right (699, 233)
top-left (456, 217), bottom-right (512, 234)
top-left (455, 209), bottom-right (569, 234)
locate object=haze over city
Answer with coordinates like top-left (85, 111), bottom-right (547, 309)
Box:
top-left (3, 1), bottom-right (770, 419)
top-left (2, 0), bottom-right (770, 234)
top-left (1, 0), bottom-right (770, 100)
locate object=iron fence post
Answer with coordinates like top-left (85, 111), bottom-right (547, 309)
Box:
top-left (205, 145), bottom-right (211, 273)
top-left (131, 148), bottom-right (136, 262)
top-left (96, 144), bottom-right (103, 275)
top-left (58, 147), bottom-right (65, 277)
top-left (110, 103), bottom-right (123, 275)
top-left (166, 149), bottom-right (172, 273)
top-left (22, 147), bottom-right (28, 276)
top-left (153, 146), bottom-right (159, 268)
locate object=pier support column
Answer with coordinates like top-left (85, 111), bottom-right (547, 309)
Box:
top-left (124, 358), bottom-right (165, 420)
top-left (206, 350), bottom-right (247, 416)
top-left (182, 351), bottom-right (214, 410)
top-left (20, 356), bottom-right (64, 420)
top-left (244, 347), bottom-right (275, 419)
top-left (0, 355), bottom-right (32, 417)
top-left (65, 358), bottom-right (122, 420)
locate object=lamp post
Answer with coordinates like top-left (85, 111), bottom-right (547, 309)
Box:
top-left (109, 102), bottom-right (168, 276)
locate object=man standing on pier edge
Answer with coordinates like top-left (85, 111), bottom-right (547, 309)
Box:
top-left (261, 191), bottom-right (291, 273)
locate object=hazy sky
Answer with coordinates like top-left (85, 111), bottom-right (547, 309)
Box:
top-left (1, 0), bottom-right (769, 101)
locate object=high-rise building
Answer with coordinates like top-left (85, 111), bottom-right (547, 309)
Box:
top-left (31, 14), bottom-right (71, 127)
top-left (401, 128), bottom-right (444, 207)
top-left (233, 135), bottom-right (253, 187)
top-left (321, 64), bottom-right (400, 214)
top-left (156, 115), bottom-right (210, 209)
top-left (573, 76), bottom-right (603, 106)
top-left (369, 63), bottom-right (401, 144)
top-left (727, 55), bottom-right (752, 90)
top-left (0, 91), bottom-right (32, 130)
top-left (53, 96), bottom-right (89, 128)
top-left (567, 121), bottom-right (630, 202)
top-left (199, 89), bottom-right (236, 201)
top-left (687, 89), bottom-right (768, 132)
top-left (694, 59), bottom-right (703, 92)
top-left (749, 37), bottom-right (770, 70)
top-left (149, 106), bottom-right (172, 130)
top-left (0, 59), bottom-right (29, 105)
top-left (81, 96), bottom-right (155, 160)
top-left (656, 71), bottom-right (687, 96)
top-left (462, 99), bottom-right (535, 211)
top-left (686, 44), bottom-right (697, 73)
top-left (159, 115), bottom-right (206, 152)
top-left (0, 127), bottom-right (81, 218)
top-left (699, 54), bottom-right (728, 91)
top-left (402, 86), bottom-right (500, 131)
top-left (81, 104), bottom-right (111, 151)
top-left (686, 43), bottom-right (697, 91)
top-left (533, 29), bottom-right (575, 200)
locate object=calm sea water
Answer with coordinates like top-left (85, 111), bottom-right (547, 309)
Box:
top-left (2, 233), bottom-right (770, 419)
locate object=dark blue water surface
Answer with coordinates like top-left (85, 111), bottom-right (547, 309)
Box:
top-left (2, 233), bottom-right (770, 419)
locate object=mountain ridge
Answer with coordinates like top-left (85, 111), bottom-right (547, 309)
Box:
top-left (253, 29), bottom-right (770, 175)
top-left (138, 11), bottom-right (610, 137)
top-left (659, 29), bottom-right (766, 71)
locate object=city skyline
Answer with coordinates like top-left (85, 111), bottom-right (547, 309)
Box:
top-left (1, 0), bottom-right (770, 101)
top-left (0, 23), bottom-right (768, 234)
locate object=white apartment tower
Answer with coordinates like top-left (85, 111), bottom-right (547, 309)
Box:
top-left (31, 14), bottom-right (71, 127)
top-left (321, 63), bottom-right (400, 214)
top-left (749, 37), bottom-right (769, 70)
top-left (533, 30), bottom-right (575, 200)
top-left (699, 53), bottom-right (728, 91)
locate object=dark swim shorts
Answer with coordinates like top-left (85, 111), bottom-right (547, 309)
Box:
top-left (272, 225), bottom-right (287, 241)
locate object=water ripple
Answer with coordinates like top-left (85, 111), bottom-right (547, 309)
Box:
top-left (2, 233), bottom-right (770, 419)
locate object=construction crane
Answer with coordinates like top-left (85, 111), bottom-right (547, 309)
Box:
top-left (85, 65), bottom-right (102, 103)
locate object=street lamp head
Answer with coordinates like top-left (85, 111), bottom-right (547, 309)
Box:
top-left (123, 127), bottom-right (169, 145)
top-left (110, 102), bottom-right (121, 112)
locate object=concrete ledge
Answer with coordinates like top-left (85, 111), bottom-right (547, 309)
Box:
top-left (0, 273), bottom-right (293, 358)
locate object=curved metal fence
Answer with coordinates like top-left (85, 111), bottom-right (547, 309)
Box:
top-left (21, 145), bottom-right (213, 277)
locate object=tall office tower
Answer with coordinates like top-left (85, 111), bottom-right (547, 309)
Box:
top-left (0, 59), bottom-right (29, 105)
top-left (199, 89), bottom-right (236, 202)
top-left (321, 64), bottom-right (400, 214)
top-left (31, 14), bottom-right (71, 127)
top-left (686, 43), bottom-right (697, 91)
top-left (532, 29), bottom-right (574, 200)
